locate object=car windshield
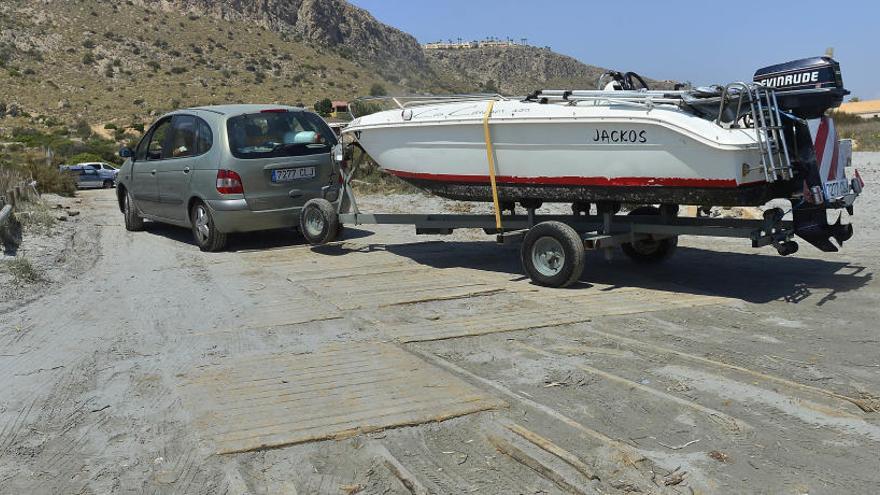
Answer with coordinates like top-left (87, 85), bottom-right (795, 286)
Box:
top-left (227, 111), bottom-right (336, 159)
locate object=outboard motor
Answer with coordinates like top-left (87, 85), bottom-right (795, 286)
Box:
top-left (754, 57), bottom-right (858, 252)
top-left (753, 56), bottom-right (849, 119)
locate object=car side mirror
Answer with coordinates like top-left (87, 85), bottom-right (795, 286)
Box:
top-left (119, 147), bottom-right (133, 159)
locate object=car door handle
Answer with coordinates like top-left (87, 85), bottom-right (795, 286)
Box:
top-left (183, 167), bottom-right (191, 174)
top-left (151, 169), bottom-right (157, 175)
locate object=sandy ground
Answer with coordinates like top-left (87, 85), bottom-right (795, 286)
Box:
top-left (0, 194), bottom-right (98, 313)
top-left (0, 154), bottom-right (878, 494)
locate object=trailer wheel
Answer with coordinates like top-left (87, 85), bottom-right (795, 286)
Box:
top-left (621, 206), bottom-right (678, 263)
top-left (521, 221), bottom-right (585, 288)
top-left (300, 198), bottom-right (339, 245)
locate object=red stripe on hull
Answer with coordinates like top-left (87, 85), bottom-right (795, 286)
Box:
top-left (386, 169), bottom-right (758, 188)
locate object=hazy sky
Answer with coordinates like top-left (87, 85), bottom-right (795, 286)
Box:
top-left (350, 0), bottom-right (877, 100)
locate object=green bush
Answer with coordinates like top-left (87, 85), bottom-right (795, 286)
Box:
top-left (314, 98), bottom-right (332, 117)
top-left (68, 152), bottom-right (103, 164)
top-left (369, 83), bottom-right (387, 97)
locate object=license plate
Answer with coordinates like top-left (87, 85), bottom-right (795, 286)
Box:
top-left (823, 178), bottom-right (850, 200)
top-left (272, 167), bottom-right (316, 182)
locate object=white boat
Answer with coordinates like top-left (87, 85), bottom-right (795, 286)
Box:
top-left (342, 57), bottom-right (860, 251)
top-left (347, 92), bottom-right (784, 206)
top-left (348, 58), bottom-right (852, 201)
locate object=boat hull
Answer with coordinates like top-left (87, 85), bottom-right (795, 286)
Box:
top-left (347, 100), bottom-right (782, 206)
top-left (391, 172), bottom-right (778, 206)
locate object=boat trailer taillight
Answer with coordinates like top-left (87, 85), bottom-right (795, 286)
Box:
top-left (853, 169), bottom-right (865, 194)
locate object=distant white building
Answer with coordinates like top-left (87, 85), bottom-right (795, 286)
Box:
top-left (837, 99), bottom-right (880, 119)
top-left (424, 39), bottom-right (527, 50)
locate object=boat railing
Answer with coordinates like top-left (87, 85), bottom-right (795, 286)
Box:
top-left (526, 89), bottom-right (688, 109)
top-left (350, 94), bottom-right (509, 117)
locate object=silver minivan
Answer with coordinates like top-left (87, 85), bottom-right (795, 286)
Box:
top-left (116, 105), bottom-right (342, 251)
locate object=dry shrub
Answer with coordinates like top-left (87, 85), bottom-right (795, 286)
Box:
top-left (1, 151), bottom-right (76, 196)
top-left (0, 167), bottom-right (26, 195)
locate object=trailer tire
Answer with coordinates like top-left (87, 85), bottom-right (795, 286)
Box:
top-left (300, 198), bottom-right (339, 245)
top-left (521, 221), bottom-right (585, 288)
top-left (621, 206), bottom-right (677, 263)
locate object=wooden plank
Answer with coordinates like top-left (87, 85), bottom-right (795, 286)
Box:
top-left (383, 309), bottom-right (593, 343)
top-left (180, 343), bottom-right (505, 454)
top-left (486, 433), bottom-right (590, 495)
top-left (371, 443), bottom-right (430, 495)
top-left (500, 421), bottom-right (599, 481)
top-left (512, 342), bottom-right (747, 432)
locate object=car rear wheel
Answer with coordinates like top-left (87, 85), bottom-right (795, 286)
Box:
top-left (190, 201), bottom-right (227, 252)
top-left (300, 198), bottom-right (340, 245)
top-left (123, 190), bottom-right (145, 232)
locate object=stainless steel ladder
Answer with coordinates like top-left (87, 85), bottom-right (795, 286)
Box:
top-left (717, 82), bottom-right (793, 182)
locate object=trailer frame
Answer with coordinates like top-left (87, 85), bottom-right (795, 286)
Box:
top-left (297, 144), bottom-right (823, 288)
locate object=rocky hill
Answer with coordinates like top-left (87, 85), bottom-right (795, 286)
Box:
top-left (427, 45), bottom-right (674, 95)
top-left (426, 46), bottom-right (606, 95)
top-left (0, 0), bottom-right (416, 129)
top-left (0, 0), bottom-right (671, 132)
top-left (142, 0), bottom-right (438, 87)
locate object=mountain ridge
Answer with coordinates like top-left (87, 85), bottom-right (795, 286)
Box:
top-left (0, 0), bottom-right (671, 129)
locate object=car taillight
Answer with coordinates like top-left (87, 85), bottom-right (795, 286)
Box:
top-left (216, 169), bottom-right (244, 194)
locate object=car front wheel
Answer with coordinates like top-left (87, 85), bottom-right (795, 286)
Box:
top-left (190, 201), bottom-right (227, 252)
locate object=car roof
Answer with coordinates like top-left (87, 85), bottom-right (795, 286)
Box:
top-left (172, 104), bottom-right (309, 118)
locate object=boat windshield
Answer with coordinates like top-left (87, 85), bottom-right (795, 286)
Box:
top-left (227, 111), bottom-right (336, 159)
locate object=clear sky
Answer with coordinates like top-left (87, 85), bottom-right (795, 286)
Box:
top-left (349, 0), bottom-right (877, 100)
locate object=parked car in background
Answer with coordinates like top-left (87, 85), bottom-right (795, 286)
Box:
top-left (60, 165), bottom-right (117, 189)
top-left (115, 104), bottom-right (342, 251)
top-left (79, 162), bottom-right (120, 175)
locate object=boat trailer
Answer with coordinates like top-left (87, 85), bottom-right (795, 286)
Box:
top-left (298, 144), bottom-right (857, 288)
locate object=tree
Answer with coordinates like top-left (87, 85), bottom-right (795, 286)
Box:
top-left (369, 83), bottom-right (387, 97)
top-left (850, 97), bottom-right (861, 102)
top-left (314, 98), bottom-right (333, 117)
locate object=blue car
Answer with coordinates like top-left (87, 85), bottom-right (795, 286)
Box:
top-left (60, 164), bottom-right (117, 189)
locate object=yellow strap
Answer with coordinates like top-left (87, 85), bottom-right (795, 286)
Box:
top-left (482, 100), bottom-right (502, 231)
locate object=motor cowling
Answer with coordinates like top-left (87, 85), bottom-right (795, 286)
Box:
top-left (754, 56), bottom-right (849, 119)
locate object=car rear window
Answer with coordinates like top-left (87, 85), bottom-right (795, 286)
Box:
top-left (227, 111), bottom-right (336, 159)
